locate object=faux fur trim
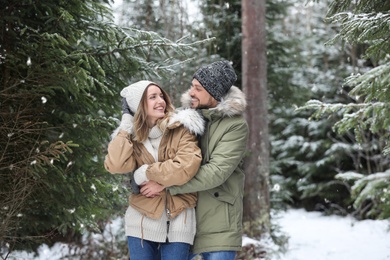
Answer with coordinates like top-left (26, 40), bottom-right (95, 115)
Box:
top-left (180, 86), bottom-right (247, 117)
top-left (134, 164), bottom-right (149, 185)
top-left (110, 108), bottom-right (205, 139)
top-left (214, 86), bottom-right (247, 117)
top-left (168, 108), bottom-right (205, 136)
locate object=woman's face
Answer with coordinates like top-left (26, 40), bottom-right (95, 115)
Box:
top-left (145, 85), bottom-right (166, 127)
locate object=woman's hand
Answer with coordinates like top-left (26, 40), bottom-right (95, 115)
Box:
top-left (140, 181), bottom-right (164, 198)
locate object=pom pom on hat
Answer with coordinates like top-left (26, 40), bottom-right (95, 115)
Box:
top-left (193, 60), bottom-right (237, 101)
top-left (120, 80), bottom-right (157, 113)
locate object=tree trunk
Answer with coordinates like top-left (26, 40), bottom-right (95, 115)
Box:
top-left (241, 0), bottom-right (270, 238)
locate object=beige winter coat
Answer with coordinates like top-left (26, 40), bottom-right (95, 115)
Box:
top-left (105, 109), bottom-right (204, 220)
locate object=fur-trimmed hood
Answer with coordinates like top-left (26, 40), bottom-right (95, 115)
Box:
top-left (180, 86), bottom-right (247, 118)
top-left (111, 108), bottom-right (205, 139)
top-left (168, 108), bottom-right (205, 136)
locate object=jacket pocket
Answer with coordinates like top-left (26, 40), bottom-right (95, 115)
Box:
top-left (197, 188), bottom-right (236, 233)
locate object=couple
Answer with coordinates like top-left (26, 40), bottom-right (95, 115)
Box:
top-left (104, 60), bottom-right (249, 260)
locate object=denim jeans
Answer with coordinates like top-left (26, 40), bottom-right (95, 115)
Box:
top-left (189, 251), bottom-right (236, 260)
top-left (127, 236), bottom-right (190, 260)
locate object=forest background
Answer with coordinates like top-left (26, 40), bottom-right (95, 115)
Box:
top-left (1, 0), bottom-right (389, 259)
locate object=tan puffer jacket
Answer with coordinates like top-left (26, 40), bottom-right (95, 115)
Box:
top-left (105, 108), bottom-right (205, 220)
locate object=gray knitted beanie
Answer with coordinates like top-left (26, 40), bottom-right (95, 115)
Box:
top-left (193, 60), bottom-right (237, 101)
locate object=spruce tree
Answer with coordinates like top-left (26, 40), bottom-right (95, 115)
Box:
top-left (299, 0), bottom-right (390, 219)
top-left (270, 0), bottom-right (355, 214)
top-left (0, 0), bottom-right (201, 253)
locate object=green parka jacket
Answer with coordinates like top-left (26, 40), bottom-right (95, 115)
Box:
top-left (169, 86), bottom-right (249, 254)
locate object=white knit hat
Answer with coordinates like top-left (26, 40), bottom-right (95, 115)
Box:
top-left (120, 80), bottom-right (158, 113)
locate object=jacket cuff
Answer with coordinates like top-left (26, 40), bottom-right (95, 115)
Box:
top-left (134, 164), bottom-right (149, 185)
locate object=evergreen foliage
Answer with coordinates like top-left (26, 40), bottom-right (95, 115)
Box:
top-left (268, 0), bottom-right (390, 221)
top-left (298, 0), bottom-right (390, 219)
top-left (270, 0), bottom-right (357, 215)
top-left (0, 0), bottom-right (203, 253)
top-left (114, 0), bottom-right (214, 105)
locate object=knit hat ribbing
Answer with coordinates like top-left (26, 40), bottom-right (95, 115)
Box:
top-left (120, 80), bottom-right (158, 113)
top-left (193, 60), bottom-right (237, 101)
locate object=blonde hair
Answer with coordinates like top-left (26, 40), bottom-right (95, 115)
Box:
top-left (133, 85), bottom-right (175, 142)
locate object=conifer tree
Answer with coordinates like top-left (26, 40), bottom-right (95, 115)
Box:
top-left (269, 0), bottom-right (354, 214)
top-left (299, 0), bottom-right (390, 219)
top-left (0, 0), bottom-right (202, 253)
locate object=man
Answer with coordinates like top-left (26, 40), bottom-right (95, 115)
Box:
top-left (141, 60), bottom-right (249, 260)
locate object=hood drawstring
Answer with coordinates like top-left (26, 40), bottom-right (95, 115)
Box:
top-left (184, 208), bottom-right (187, 224)
top-left (165, 193), bottom-right (171, 242)
top-left (140, 215), bottom-right (145, 247)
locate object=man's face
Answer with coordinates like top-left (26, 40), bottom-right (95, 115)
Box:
top-left (189, 79), bottom-right (218, 109)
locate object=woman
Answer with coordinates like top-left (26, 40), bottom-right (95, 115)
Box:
top-left (104, 80), bottom-right (204, 260)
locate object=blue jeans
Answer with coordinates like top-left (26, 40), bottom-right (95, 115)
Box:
top-left (127, 236), bottom-right (190, 260)
top-left (189, 251), bottom-right (236, 260)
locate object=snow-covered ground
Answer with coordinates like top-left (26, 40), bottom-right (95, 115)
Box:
top-left (277, 209), bottom-right (390, 260)
top-left (8, 208), bottom-right (390, 259)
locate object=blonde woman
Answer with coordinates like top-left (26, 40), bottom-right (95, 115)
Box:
top-left (104, 80), bottom-right (204, 260)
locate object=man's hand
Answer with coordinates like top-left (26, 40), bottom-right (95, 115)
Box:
top-left (141, 181), bottom-right (164, 198)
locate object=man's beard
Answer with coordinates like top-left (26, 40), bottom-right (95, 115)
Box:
top-left (191, 96), bottom-right (214, 109)
top-left (195, 104), bottom-right (210, 109)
